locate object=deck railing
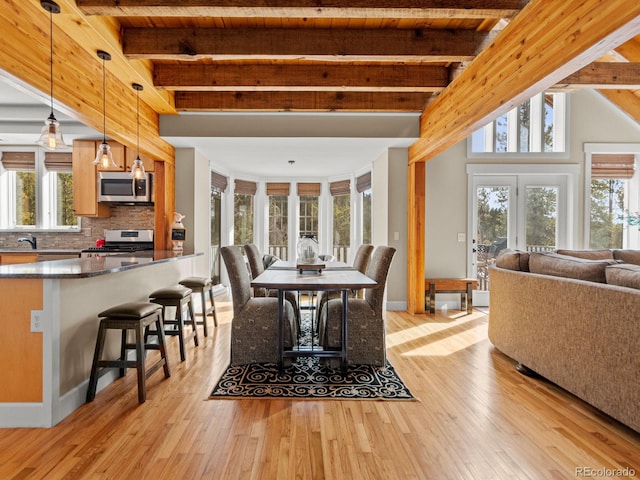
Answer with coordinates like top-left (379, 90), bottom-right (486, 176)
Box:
top-left (476, 244), bottom-right (556, 290)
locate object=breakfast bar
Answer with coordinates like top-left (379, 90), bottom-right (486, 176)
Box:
top-left (0, 251), bottom-right (202, 428)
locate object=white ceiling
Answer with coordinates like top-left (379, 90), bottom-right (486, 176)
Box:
top-left (0, 78), bottom-right (419, 178)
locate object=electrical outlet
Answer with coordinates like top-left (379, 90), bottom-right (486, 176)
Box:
top-left (31, 310), bottom-right (44, 332)
top-left (457, 233), bottom-right (466, 242)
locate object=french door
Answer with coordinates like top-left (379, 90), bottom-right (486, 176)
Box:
top-left (470, 173), bottom-right (569, 290)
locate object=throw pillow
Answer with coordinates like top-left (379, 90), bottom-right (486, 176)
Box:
top-left (605, 264), bottom-right (640, 290)
top-left (495, 249), bottom-right (530, 272)
top-left (612, 249), bottom-right (640, 266)
top-left (529, 252), bottom-right (616, 283)
top-left (555, 249), bottom-right (614, 260)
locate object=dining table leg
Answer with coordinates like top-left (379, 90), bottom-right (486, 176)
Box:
top-left (278, 289), bottom-right (284, 372)
top-left (341, 289), bottom-right (348, 372)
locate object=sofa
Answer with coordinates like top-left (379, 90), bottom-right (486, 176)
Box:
top-left (488, 248), bottom-right (640, 433)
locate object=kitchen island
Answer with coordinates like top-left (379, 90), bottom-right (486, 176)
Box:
top-left (0, 250), bottom-right (203, 427)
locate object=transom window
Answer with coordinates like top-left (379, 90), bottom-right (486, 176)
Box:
top-left (470, 92), bottom-right (567, 155)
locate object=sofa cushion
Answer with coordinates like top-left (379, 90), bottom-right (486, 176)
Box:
top-left (529, 252), bottom-right (616, 283)
top-left (605, 263), bottom-right (640, 289)
top-left (555, 249), bottom-right (614, 261)
top-left (495, 249), bottom-right (530, 272)
top-left (612, 249), bottom-right (640, 265)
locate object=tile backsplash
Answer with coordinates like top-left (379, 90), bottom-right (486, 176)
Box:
top-left (0, 205), bottom-right (154, 250)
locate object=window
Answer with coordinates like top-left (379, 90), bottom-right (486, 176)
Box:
top-left (589, 154), bottom-right (635, 249)
top-left (356, 172), bottom-right (372, 245)
top-left (298, 183), bottom-right (320, 239)
top-left (234, 179), bottom-right (256, 245)
top-left (0, 148), bottom-right (78, 230)
top-left (470, 92), bottom-right (567, 155)
top-left (210, 171), bottom-right (227, 285)
top-left (267, 182), bottom-right (289, 259)
top-left (330, 180), bottom-right (351, 262)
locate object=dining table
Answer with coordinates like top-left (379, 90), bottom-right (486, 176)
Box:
top-left (250, 262), bottom-right (377, 371)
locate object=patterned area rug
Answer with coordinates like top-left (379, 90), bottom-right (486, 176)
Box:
top-left (210, 357), bottom-right (414, 400)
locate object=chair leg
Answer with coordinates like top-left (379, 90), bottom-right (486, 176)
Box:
top-left (208, 287), bottom-right (218, 327)
top-left (86, 323), bottom-right (107, 402)
top-left (119, 328), bottom-right (128, 377)
top-left (174, 305), bottom-right (187, 362)
top-left (134, 323), bottom-right (146, 403)
top-left (154, 315), bottom-right (171, 378)
top-left (187, 297), bottom-right (199, 347)
top-left (199, 289), bottom-right (209, 337)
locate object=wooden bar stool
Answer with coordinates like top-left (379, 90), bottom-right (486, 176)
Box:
top-left (86, 302), bottom-right (171, 404)
top-left (179, 276), bottom-right (219, 336)
top-left (149, 285), bottom-right (199, 362)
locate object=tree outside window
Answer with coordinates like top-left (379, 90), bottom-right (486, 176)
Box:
top-left (333, 194), bottom-right (350, 262)
top-left (234, 193), bottom-right (254, 245)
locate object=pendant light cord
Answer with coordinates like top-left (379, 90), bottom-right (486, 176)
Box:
top-left (48, 9), bottom-right (54, 115)
top-left (136, 88), bottom-right (140, 156)
top-left (102, 56), bottom-right (106, 143)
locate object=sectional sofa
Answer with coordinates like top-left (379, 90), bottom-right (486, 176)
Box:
top-left (488, 249), bottom-right (640, 433)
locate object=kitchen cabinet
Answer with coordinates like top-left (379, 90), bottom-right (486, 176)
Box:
top-left (72, 140), bottom-right (110, 217)
top-left (0, 253), bottom-right (38, 265)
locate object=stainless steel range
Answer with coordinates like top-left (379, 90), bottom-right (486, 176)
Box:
top-left (81, 229), bottom-right (154, 258)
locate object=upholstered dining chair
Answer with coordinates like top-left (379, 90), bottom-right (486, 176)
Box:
top-left (243, 244), bottom-right (301, 332)
top-left (220, 246), bottom-right (298, 365)
top-left (319, 245), bottom-right (396, 367)
top-left (315, 244), bottom-right (374, 324)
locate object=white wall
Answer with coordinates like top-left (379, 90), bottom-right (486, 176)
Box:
top-left (175, 148), bottom-right (211, 277)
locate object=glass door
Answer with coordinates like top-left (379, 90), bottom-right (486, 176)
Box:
top-left (210, 190), bottom-right (222, 285)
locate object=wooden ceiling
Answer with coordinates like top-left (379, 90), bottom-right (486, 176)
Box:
top-left (71, 0), bottom-right (640, 115)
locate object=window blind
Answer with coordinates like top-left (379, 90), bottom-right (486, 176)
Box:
top-left (592, 154), bottom-right (635, 179)
top-left (266, 182), bottom-right (290, 196)
top-left (297, 182), bottom-right (321, 196)
top-left (44, 152), bottom-right (72, 171)
top-left (211, 171), bottom-right (228, 192)
top-left (234, 179), bottom-right (257, 195)
top-left (356, 172), bottom-right (372, 193)
top-left (330, 179), bottom-right (351, 196)
top-left (0, 151), bottom-right (36, 171)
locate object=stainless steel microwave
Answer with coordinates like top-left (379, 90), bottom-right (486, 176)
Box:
top-left (98, 172), bottom-right (153, 203)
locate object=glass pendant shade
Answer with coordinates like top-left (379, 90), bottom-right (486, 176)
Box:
top-left (130, 156), bottom-right (146, 180)
top-left (129, 82), bottom-right (147, 180)
top-left (94, 140), bottom-right (116, 168)
top-left (37, 112), bottom-right (66, 150)
top-left (38, 0), bottom-right (66, 150)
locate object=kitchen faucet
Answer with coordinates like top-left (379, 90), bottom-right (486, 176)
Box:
top-left (17, 233), bottom-right (37, 250)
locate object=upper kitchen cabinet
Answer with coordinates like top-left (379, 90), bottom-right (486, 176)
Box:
top-left (125, 148), bottom-right (155, 173)
top-left (72, 140), bottom-right (110, 218)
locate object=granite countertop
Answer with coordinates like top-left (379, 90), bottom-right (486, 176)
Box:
top-left (0, 249), bottom-right (82, 254)
top-left (0, 250), bottom-right (202, 279)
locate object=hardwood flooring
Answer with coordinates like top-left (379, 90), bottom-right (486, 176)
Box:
top-left (1, 296), bottom-right (638, 479)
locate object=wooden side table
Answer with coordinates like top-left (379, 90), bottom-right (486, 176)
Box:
top-left (424, 278), bottom-right (478, 314)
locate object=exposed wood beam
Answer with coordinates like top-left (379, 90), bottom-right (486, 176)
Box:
top-left (154, 63), bottom-right (448, 92)
top-left (599, 89), bottom-right (640, 124)
top-left (408, 0), bottom-right (640, 163)
top-left (0, 0), bottom-right (174, 163)
top-left (555, 62), bottom-right (640, 89)
top-left (124, 28), bottom-right (496, 62)
top-left (77, 0), bottom-right (527, 19)
top-left (615, 35), bottom-right (640, 62)
top-left (174, 91), bottom-right (431, 111)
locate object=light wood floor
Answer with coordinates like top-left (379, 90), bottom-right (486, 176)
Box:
top-left (1, 296), bottom-right (638, 480)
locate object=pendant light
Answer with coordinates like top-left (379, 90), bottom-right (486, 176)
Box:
top-left (93, 50), bottom-right (117, 168)
top-left (37, 0), bottom-right (66, 150)
top-left (129, 83), bottom-right (147, 180)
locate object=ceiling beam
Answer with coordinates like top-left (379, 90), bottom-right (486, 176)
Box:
top-left (77, 0), bottom-right (527, 19)
top-left (154, 63), bottom-right (448, 92)
top-left (174, 91), bottom-right (431, 111)
top-left (124, 28), bottom-right (496, 62)
top-left (409, 0), bottom-right (640, 163)
top-left (555, 62), bottom-right (640, 89)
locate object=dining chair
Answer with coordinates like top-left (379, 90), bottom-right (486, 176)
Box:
top-left (221, 246), bottom-right (298, 365)
top-left (315, 244), bottom-right (374, 325)
top-left (244, 243), bottom-right (301, 333)
top-left (319, 245), bottom-right (396, 367)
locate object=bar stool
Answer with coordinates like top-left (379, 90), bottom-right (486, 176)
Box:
top-left (149, 285), bottom-right (199, 362)
top-left (86, 302), bottom-right (171, 404)
top-left (179, 276), bottom-right (219, 336)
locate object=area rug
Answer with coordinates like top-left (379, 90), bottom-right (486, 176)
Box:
top-left (210, 356), bottom-right (414, 400)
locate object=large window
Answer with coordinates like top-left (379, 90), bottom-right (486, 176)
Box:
top-left (234, 179), bottom-right (256, 246)
top-left (470, 92), bottom-right (566, 155)
top-left (356, 172), bottom-right (372, 245)
top-left (210, 171), bottom-right (227, 285)
top-left (298, 183), bottom-right (320, 240)
top-left (330, 180), bottom-right (351, 262)
top-left (0, 149), bottom-right (78, 230)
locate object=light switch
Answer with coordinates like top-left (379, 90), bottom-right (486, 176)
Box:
top-left (457, 233), bottom-right (465, 242)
